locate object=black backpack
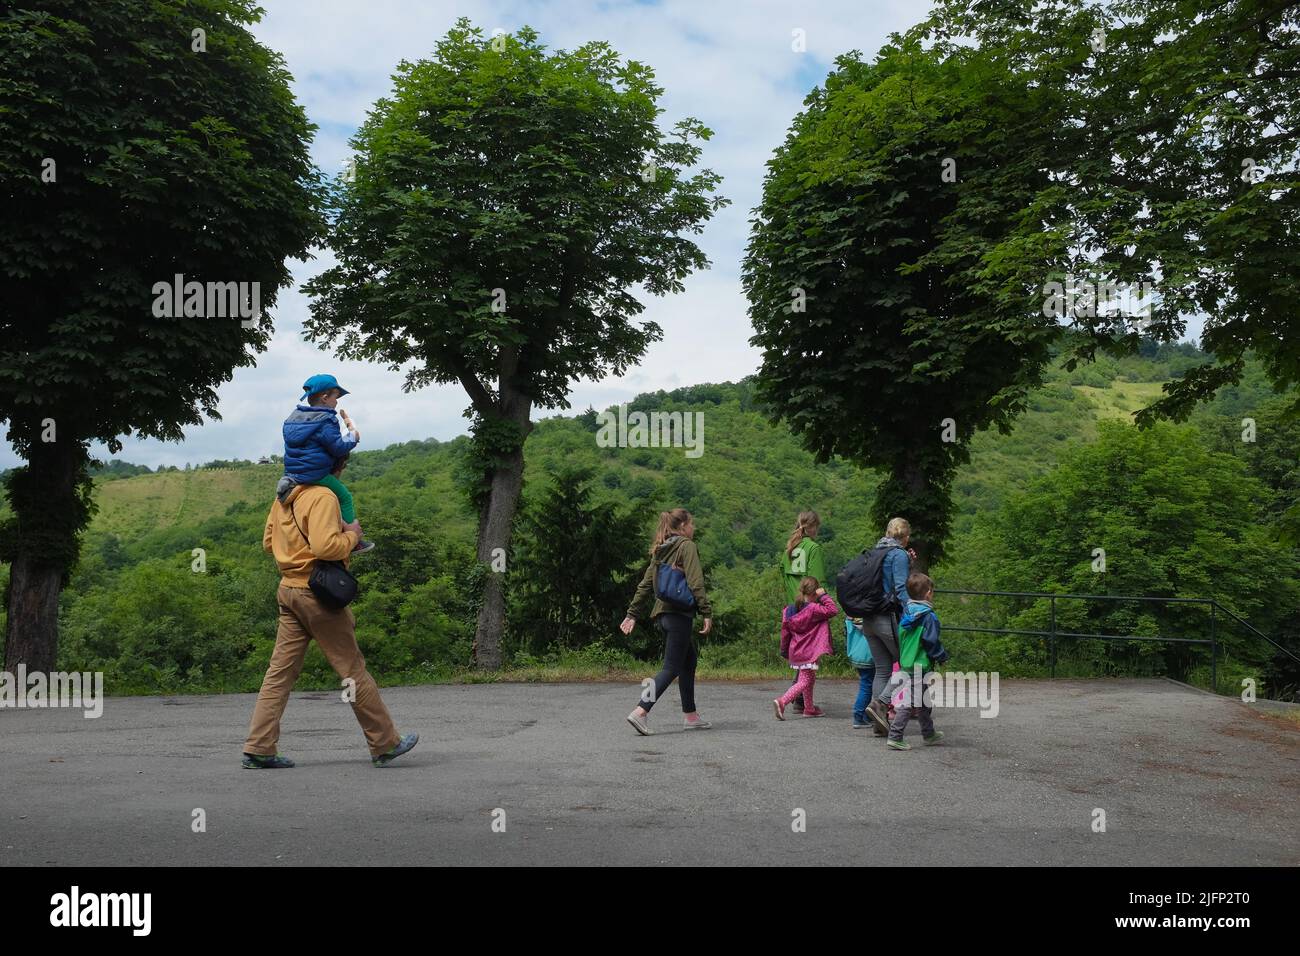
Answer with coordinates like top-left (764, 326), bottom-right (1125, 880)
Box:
top-left (835, 545), bottom-right (902, 618)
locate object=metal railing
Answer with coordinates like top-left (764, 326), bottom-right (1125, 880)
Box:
top-left (932, 589), bottom-right (1300, 692)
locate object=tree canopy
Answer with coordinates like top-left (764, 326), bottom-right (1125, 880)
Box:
top-left (929, 0), bottom-right (1300, 423)
top-left (744, 37), bottom-right (1069, 562)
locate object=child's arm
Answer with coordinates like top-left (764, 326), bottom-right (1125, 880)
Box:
top-left (921, 614), bottom-right (949, 665)
top-left (339, 407), bottom-right (360, 443)
top-left (805, 592), bottom-right (838, 622)
top-left (319, 415), bottom-right (358, 458)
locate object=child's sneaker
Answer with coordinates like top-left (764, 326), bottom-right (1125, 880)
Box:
top-left (352, 539), bottom-right (376, 555)
top-left (923, 731), bottom-right (945, 746)
top-left (772, 699), bottom-right (786, 721)
top-left (887, 738), bottom-right (912, 751)
top-left (801, 706), bottom-right (827, 718)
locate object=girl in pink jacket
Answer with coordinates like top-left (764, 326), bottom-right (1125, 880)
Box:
top-left (773, 577), bottom-right (838, 719)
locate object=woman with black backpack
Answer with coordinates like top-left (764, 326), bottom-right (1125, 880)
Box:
top-left (834, 517), bottom-right (917, 732)
top-left (621, 508), bottom-right (713, 735)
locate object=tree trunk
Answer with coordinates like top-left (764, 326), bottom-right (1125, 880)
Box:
top-left (3, 437), bottom-right (85, 673)
top-left (472, 396), bottom-right (533, 670)
top-left (896, 457), bottom-right (935, 570)
top-left (872, 453), bottom-right (941, 570)
top-left (4, 558), bottom-right (63, 673)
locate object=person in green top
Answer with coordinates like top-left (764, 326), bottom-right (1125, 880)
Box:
top-left (781, 511), bottom-right (827, 603)
top-left (779, 511), bottom-right (827, 712)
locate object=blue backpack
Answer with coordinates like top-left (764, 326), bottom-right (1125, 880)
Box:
top-left (845, 617), bottom-right (872, 667)
top-left (654, 561), bottom-right (696, 612)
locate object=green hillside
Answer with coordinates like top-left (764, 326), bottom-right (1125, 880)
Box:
top-left (4, 343), bottom-right (1296, 699)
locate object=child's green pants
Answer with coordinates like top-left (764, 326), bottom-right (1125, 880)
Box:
top-left (315, 474), bottom-right (356, 524)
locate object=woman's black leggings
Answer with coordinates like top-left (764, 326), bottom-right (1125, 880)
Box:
top-left (639, 612), bottom-right (697, 713)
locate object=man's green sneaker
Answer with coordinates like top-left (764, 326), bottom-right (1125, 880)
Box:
top-left (923, 731), bottom-right (945, 746)
top-left (242, 753), bottom-right (295, 769)
top-left (372, 732), bottom-right (419, 767)
top-left (886, 738), bottom-right (912, 751)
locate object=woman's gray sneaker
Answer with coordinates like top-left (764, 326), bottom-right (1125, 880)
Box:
top-left (866, 699), bottom-right (891, 733)
top-left (627, 711), bottom-right (654, 735)
top-left (683, 716), bottom-right (712, 730)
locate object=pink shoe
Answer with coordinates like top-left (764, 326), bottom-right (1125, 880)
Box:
top-left (802, 706), bottom-right (827, 718)
top-left (773, 699), bottom-right (786, 721)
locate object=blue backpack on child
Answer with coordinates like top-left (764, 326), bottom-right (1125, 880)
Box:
top-left (845, 617), bottom-right (872, 667)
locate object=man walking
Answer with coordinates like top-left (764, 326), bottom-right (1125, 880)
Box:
top-left (242, 480), bottom-right (417, 768)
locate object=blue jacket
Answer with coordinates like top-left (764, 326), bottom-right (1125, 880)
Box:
top-left (874, 536), bottom-right (911, 610)
top-left (282, 404), bottom-right (357, 482)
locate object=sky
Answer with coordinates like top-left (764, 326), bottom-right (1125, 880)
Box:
top-left (10, 0), bottom-right (1202, 470)
top-left (1, 0), bottom-right (937, 470)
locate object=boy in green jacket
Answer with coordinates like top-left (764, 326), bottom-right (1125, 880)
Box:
top-left (882, 571), bottom-right (950, 750)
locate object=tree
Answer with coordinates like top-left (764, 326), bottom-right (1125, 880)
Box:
top-left (744, 38), bottom-right (1069, 563)
top-left (508, 467), bottom-right (647, 656)
top-left (930, 0), bottom-right (1300, 422)
top-left (0, 0), bottom-right (322, 671)
top-left (303, 21), bottom-right (726, 668)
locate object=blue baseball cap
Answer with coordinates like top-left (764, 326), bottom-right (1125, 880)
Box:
top-left (301, 373), bottom-right (350, 401)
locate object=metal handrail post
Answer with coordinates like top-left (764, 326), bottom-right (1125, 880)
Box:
top-left (1211, 603), bottom-right (1218, 694)
top-left (1049, 595), bottom-right (1057, 679)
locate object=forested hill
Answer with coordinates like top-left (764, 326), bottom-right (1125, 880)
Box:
top-left (7, 343), bottom-right (1298, 698)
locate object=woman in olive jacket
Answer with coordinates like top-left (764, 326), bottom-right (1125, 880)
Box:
top-left (621, 508), bottom-right (713, 735)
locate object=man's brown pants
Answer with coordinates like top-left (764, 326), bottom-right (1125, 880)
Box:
top-left (244, 585), bottom-right (400, 758)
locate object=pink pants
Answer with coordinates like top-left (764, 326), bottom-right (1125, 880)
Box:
top-left (779, 669), bottom-right (815, 710)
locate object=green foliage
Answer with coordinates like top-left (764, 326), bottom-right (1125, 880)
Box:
top-left (944, 420), bottom-right (1300, 691)
top-left (303, 19), bottom-right (727, 411)
top-left (23, 351), bottom-right (1297, 699)
top-left (507, 467), bottom-right (648, 656)
top-left (0, 0), bottom-right (323, 450)
top-left (744, 37), bottom-right (1068, 563)
top-left (930, 0), bottom-right (1300, 421)
top-left (92, 460), bottom-right (155, 481)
